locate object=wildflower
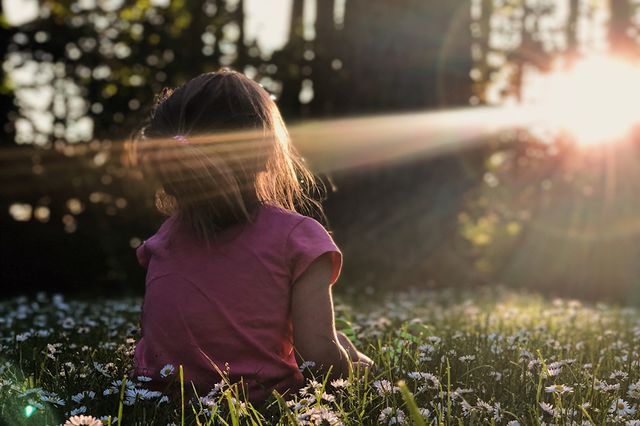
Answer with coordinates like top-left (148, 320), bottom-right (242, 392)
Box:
top-left (16, 332), bottom-right (30, 342)
top-left (629, 381), bottom-right (640, 399)
top-left (69, 406), bottom-right (87, 416)
top-left (136, 375), bottom-right (152, 382)
top-left (299, 379), bottom-right (323, 397)
top-left (200, 383), bottom-right (224, 401)
top-left (373, 379), bottom-right (399, 396)
top-left (460, 399), bottom-right (479, 417)
top-left (407, 371), bottom-right (440, 391)
top-left (544, 366), bottom-right (562, 378)
top-left (199, 390), bottom-right (218, 408)
top-left (19, 387), bottom-right (43, 398)
top-left (611, 370), bottom-right (629, 380)
top-left (64, 415), bottom-right (103, 426)
top-left (378, 407), bottom-right (406, 425)
top-left (321, 392), bottom-right (336, 402)
top-left (287, 399), bottom-right (308, 411)
top-left (228, 397), bottom-right (247, 417)
top-left (476, 399), bottom-right (493, 413)
top-left (418, 344), bottom-right (435, 353)
top-left (426, 336), bottom-right (442, 345)
top-left (105, 379), bottom-right (134, 395)
top-left (492, 402), bottom-right (503, 422)
top-left (299, 361), bottom-right (316, 372)
top-left (41, 392), bottom-right (65, 406)
top-left (527, 359), bottom-right (541, 370)
top-left (539, 402), bottom-right (556, 417)
top-left (124, 388), bottom-right (159, 405)
top-left (92, 363), bottom-right (110, 377)
top-left (61, 317), bottom-right (76, 329)
top-left (35, 329), bottom-right (51, 337)
top-left (519, 349), bottom-right (533, 361)
top-left (544, 384), bottom-right (573, 395)
top-left (610, 399), bottom-right (636, 417)
top-left (449, 387), bottom-right (474, 400)
top-left (595, 380), bottom-right (620, 392)
top-left (330, 378), bottom-right (349, 388)
top-left (160, 364), bottom-right (175, 378)
top-left (458, 355), bottom-right (476, 363)
top-left (46, 343), bottom-right (62, 360)
top-left (297, 406), bottom-right (342, 425)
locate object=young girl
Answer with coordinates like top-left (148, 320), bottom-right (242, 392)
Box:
top-left (130, 69), bottom-right (372, 402)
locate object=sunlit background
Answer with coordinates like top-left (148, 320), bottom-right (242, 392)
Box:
top-left (3, 0), bottom-right (640, 302)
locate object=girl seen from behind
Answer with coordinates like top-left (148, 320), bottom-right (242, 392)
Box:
top-left (129, 69), bottom-right (373, 402)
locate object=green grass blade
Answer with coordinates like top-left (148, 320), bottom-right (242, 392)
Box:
top-left (398, 380), bottom-right (426, 426)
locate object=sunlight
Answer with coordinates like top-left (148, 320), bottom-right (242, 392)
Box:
top-left (526, 55), bottom-right (640, 146)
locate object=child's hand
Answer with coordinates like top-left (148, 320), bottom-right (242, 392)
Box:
top-left (336, 331), bottom-right (374, 365)
top-left (351, 359), bottom-right (376, 376)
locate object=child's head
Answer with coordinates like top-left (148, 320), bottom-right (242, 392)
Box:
top-left (131, 69), bottom-right (321, 241)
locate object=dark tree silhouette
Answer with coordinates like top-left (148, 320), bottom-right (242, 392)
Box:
top-left (0, 0), bottom-right (481, 296)
top-left (308, 0), bottom-right (337, 116)
top-left (0, 1), bottom-right (16, 148)
top-left (271, 0), bottom-right (306, 118)
top-left (609, 0), bottom-right (635, 55)
top-left (566, 0), bottom-right (581, 61)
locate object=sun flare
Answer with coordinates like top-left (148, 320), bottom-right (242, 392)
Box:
top-left (526, 55), bottom-right (640, 146)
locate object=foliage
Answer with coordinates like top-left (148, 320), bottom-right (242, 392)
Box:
top-left (4, 288), bottom-right (640, 424)
top-left (4, 1), bottom-right (640, 299)
top-left (463, 0), bottom-right (640, 299)
top-left (0, 0), bottom-right (476, 297)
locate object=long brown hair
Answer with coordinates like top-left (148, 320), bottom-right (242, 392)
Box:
top-left (129, 69), bottom-right (324, 243)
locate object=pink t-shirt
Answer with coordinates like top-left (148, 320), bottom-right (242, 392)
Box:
top-left (133, 204), bottom-right (342, 402)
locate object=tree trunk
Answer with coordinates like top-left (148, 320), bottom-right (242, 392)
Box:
top-left (566, 0), bottom-right (580, 65)
top-left (235, 0), bottom-right (247, 67)
top-left (0, 1), bottom-right (17, 147)
top-left (272, 0), bottom-right (305, 117)
top-left (309, 0), bottom-right (336, 115)
top-left (609, 0), bottom-right (634, 55)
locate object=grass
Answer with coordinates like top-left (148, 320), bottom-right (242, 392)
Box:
top-left (2, 287), bottom-right (640, 425)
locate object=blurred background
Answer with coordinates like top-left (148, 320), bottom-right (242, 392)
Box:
top-left (2, 0), bottom-right (640, 302)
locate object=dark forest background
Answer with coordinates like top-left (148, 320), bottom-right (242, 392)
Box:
top-left (3, 0), bottom-right (640, 302)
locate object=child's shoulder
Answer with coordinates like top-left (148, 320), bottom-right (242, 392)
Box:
top-left (259, 204), bottom-right (327, 234)
top-left (260, 203), bottom-right (309, 227)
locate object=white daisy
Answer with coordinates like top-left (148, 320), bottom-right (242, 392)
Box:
top-left (610, 399), bottom-right (636, 417)
top-left (63, 415), bottom-right (103, 426)
top-left (372, 379), bottom-right (399, 396)
top-left (544, 384), bottom-right (573, 394)
top-left (69, 406), bottom-right (87, 416)
top-left (159, 364), bottom-right (175, 378)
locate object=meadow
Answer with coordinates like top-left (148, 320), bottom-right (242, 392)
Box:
top-left (3, 288), bottom-right (640, 425)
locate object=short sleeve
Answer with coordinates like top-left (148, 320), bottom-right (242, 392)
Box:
top-left (286, 217), bottom-right (343, 285)
top-left (136, 241), bottom-right (150, 269)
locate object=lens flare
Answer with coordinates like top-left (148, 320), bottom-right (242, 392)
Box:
top-left (525, 55), bottom-right (640, 146)
top-left (24, 405), bottom-right (36, 417)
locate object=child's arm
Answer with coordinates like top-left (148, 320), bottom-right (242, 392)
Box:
top-left (291, 253), bottom-right (355, 379)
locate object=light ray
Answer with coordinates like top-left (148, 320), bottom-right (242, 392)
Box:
top-left (0, 105), bottom-right (535, 190)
